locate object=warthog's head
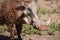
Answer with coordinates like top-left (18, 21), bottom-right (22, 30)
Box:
top-left (22, 0), bottom-right (46, 30)
top-left (16, 0), bottom-right (46, 30)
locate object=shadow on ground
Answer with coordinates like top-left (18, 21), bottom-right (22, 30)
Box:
top-left (0, 35), bottom-right (18, 40)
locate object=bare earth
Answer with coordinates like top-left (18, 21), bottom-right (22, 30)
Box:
top-left (21, 31), bottom-right (60, 40)
top-left (0, 31), bottom-right (60, 40)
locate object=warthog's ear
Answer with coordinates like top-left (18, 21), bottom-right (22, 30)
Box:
top-left (16, 6), bottom-right (25, 10)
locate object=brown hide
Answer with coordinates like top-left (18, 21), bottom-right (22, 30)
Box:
top-left (0, 0), bottom-right (25, 25)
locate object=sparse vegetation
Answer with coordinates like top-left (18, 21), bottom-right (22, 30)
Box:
top-left (47, 23), bottom-right (60, 35)
top-left (38, 7), bottom-right (60, 14)
top-left (52, 9), bottom-right (60, 13)
top-left (22, 24), bottom-right (41, 35)
top-left (0, 23), bottom-right (60, 35)
top-left (0, 25), bottom-right (7, 33)
top-left (34, 0), bottom-right (38, 3)
top-left (38, 7), bottom-right (49, 14)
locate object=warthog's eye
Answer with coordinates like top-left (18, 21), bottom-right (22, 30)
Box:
top-left (16, 6), bottom-right (25, 10)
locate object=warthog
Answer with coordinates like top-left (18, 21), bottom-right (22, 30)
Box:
top-left (0, 0), bottom-right (45, 40)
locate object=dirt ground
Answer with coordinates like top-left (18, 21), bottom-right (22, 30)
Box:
top-left (0, 31), bottom-right (60, 40)
top-left (21, 31), bottom-right (60, 40)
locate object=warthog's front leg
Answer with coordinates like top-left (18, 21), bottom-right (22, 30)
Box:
top-left (7, 23), bottom-right (14, 40)
top-left (15, 23), bottom-right (23, 40)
